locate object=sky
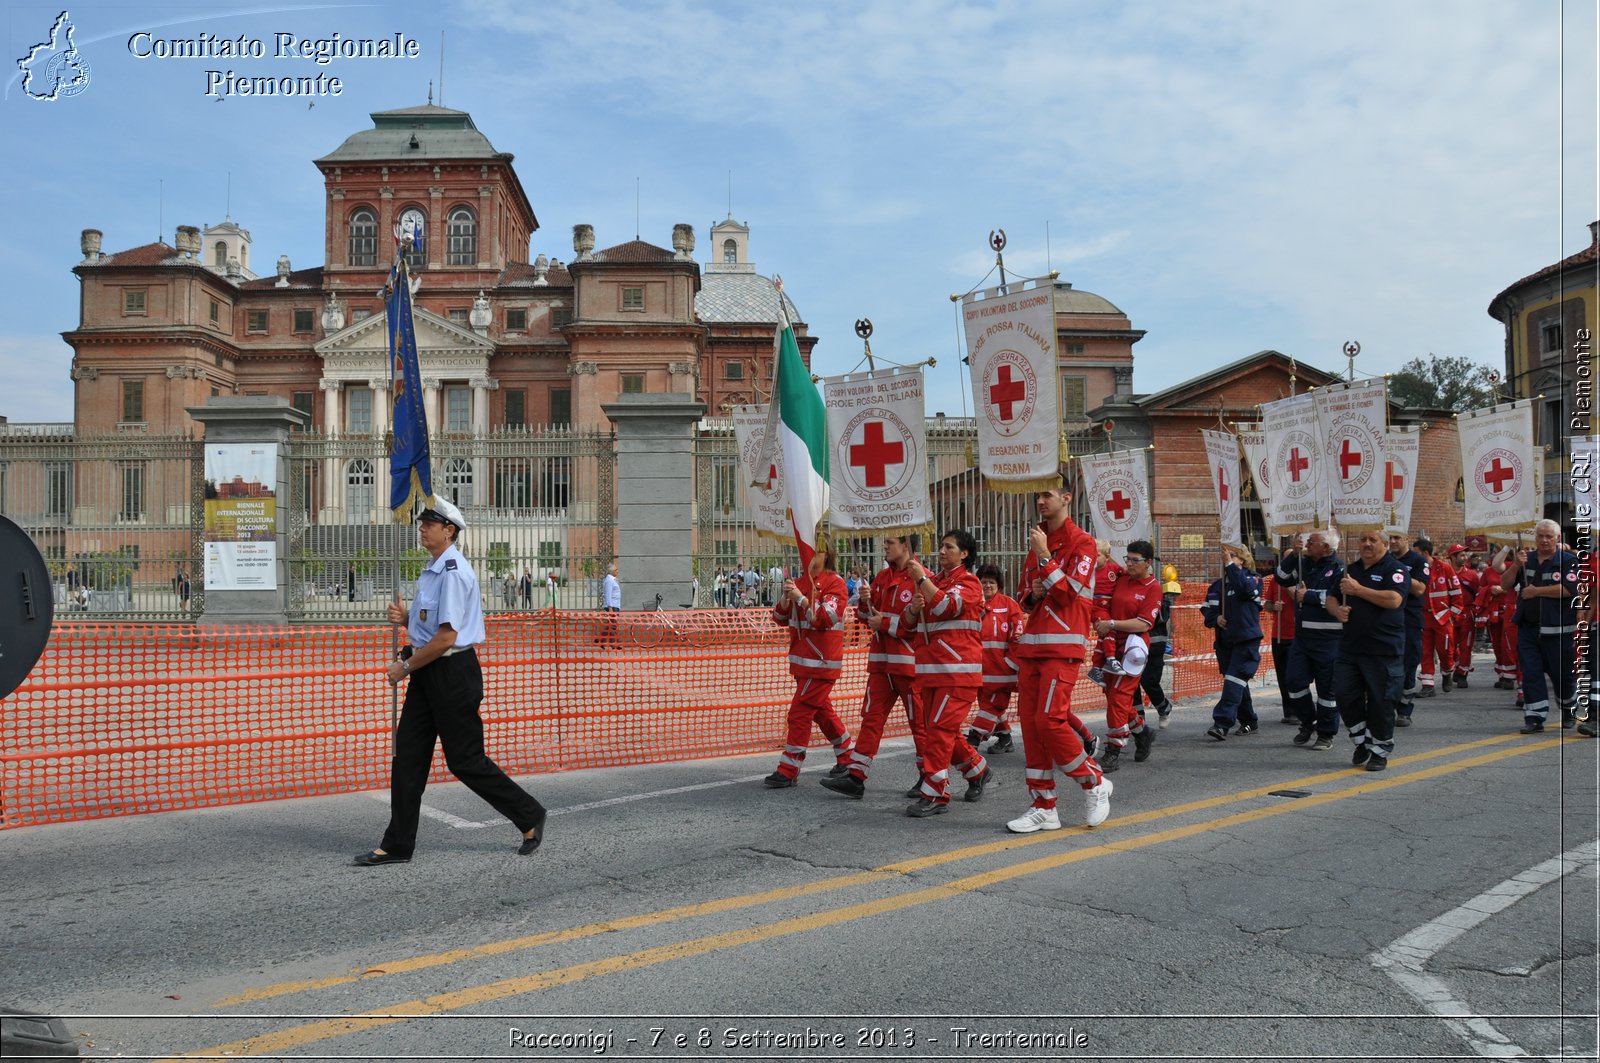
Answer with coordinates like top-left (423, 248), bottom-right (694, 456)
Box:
top-left (1, 0), bottom-right (1595, 425)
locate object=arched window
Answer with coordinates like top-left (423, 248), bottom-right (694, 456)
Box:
top-left (345, 458), bottom-right (374, 518)
top-left (446, 206), bottom-right (476, 266)
top-left (443, 457), bottom-right (473, 508)
top-left (722, 239), bottom-right (737, 264)
top-left (214, 241), bottom-right (228, 267)
top-left (348, 209), bottom-right (377, 267)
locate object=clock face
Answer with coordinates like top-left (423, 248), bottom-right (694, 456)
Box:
top-left (398, 209), bottom-right (425, 245)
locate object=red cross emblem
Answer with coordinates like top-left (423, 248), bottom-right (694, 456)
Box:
top-left (1338, 438), bottom-right (1362, 480)
top-left (1482, 458), bottom-right (1515, 493)
top-left (1286, 447), bottom-right (1310, 483)
top-left (1105, 490), bottom-right (1133, 520)
top-left (848, 420), bottom-right (904, 488)
top-left (1383, 461), bottom-right (1404, 503)
top-left (989, 364), bottom-right (1027, 421)
top-left (1218, 467), bottom-right (1229, 501)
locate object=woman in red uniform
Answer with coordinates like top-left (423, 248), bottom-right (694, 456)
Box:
top-left (763, 542), bottom-right (854, 788)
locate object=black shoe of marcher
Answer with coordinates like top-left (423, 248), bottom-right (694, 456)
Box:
top-left (989, 730), bottom-right (1015, 753)
top-left (1237, 722), bottom-right (1259, 736)
top-left (1578, 721), bottom-right (1599, 738)
top-left (827, 762), bottom-right (851, 777)
top-left (1293, 726), bottom-right (1314, 746)
top-left (1562, 713), bottom-right (1576, 729)
top-left (517, 809), bottom-right (548, 856)
top-left (1365, 754), bottom-right (1388, 772)
top-left (905, 781), bottom-right (924, 799)
top-left (1352, 745), bottom-right (1371, 766)
top-left (905, 798), bottom-right (948, 818)
top-left (1205, 725), bottom-right (1228, 742)
top-left (1133, 728), bottom-right (1155, 762)
top-left (1394, 716), bottom-right (1412, 728)
top-left (963, 767), bottom-right (995, 802)
top-left (1442, 674), bottom-right (1453, 693)
top-left (763, 771), bottom-right (797, 788)
top-left (1456, 674), bottom-right (1469, 689)
top-left (820, 773), bottom-right (865, 798)
top-left (1519, 720), bottom-right (1544, 734)
top-left (1280, 716), bottom-right (1300, 725)
top-left (965, 728), bottom-right (985, 748)
top-left (353, 849), bottom-right (411, 867)
top-left (1100, 747), bottom-right (1122, 773)
top-left (1417, 687), bottom-right (1436, 699)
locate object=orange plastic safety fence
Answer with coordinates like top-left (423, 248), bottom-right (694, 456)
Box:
top-left (1, 607), bottom-right (1256, 828)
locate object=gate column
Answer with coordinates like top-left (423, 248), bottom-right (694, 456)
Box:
top-left (600, 394), bottom-right (705, 610)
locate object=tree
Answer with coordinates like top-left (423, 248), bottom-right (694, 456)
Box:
top-left (1387, 354), bottom-right (1500, 412)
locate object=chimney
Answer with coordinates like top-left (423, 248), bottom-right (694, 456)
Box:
top-left (1590, 219), bottom-right (1600, 247)
top-left (80, 229), bottom-right (102, 262)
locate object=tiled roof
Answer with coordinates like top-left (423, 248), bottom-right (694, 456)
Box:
top-left (1487, 228), bottom-right (1600, 319)
top-left (239, 266), bottom-right (325, 290)
top-left (497, 260), bottom-right (573, 287)
top-left (696, 269), bottom-right (801, 323)
top-left (88, 241), bottom-right (183, 267)
top-left (589, 240), bottom-right (678, 264)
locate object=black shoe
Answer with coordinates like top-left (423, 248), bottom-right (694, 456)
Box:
top-left (1394, 715), bottom-right (1412, 728)
top-left (1562, 713), bottom-right (1577, 729)
top-left (1578, 721), bottom-right (1598, 738)
top-left (820, 773), bottom-right (865, 798)
top-left (965, 728), bottom-right (985, 747)
top-left (905, 798), bottom-right (948, 818)
top-left (963, 767), bottom-right (995, 802)
top-left (763, 771), bottom-right (797, 788)
top-left (1082, 734), bottom-right (1101, 761)
top-left (1494, 678), bottom-right (1514, 690)
top-left (1293, 726), bottom-right (1314, 746)
top-left (353, 849), bottom-right (411, 866)
top-left (1442, 674), bottom-right (1453, 693)
top-left (1417, 687), bottom-right (1436, 699)
top-left (1280, 716), bottom-right (1300, 725)
top-left (1133, 727), bottom-right (1155, 762)
top-left (827, 762), bottom-right (851, 777)
top-left (1205, 725), bottom-right (1228, 741)
top-left (1352, 746), bottom-right (1371, 766)
top-left (1519, 720), bottom-right (1544, 734)
top-left (1100, 747), bottom-right (1122, 773)
top-left (1455, 674), bottom-right (1469, 689)
top-left (517, 808), bottom-right (547, 856)
top-left (905, 781), bottom-right (924, 799)
top-left (1237, 722), bottom-right (1259, 736)
top-left (1365, 754), bottom-right (1388, 772)
top-left (989, 730), bottom-right (1015, 753)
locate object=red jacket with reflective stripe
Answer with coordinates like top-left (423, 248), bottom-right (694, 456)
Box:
top-left (865, 561), bottom-right (921, 677)
top-left (980, 592), bottom-right (1023, 689)
top-left (902, 564), bottom-right (983, 688)
top-left (772, 570), bottom-right (847, 679)
top-left (1424, 559), bottom-right (1460, 629)
top-left (1015, 518), bottom-right (1098, 662)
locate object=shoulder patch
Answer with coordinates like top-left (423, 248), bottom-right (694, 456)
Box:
top-left (1391, 570), bottom-right (1404, 583)
top-left (445, 558), bottom-right (458, 570)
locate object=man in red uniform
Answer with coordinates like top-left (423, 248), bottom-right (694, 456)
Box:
top-left (1008, 483), bottom-right (1112, 833)
top-left (1093, 540), bottom-right (1163, 771)
top-left (1480, 548), bottom-right (1520, 691)
top-left (1448, 545), bottom-right (1479, 687)
top-left (821, 535), bottom-right (926, 799)
top-left (1087, 540), bottom-right (1125, 684)
top-left (1415, 538), bottom-right (1459, 701)
top-left (763, 542), bottom-right (854, 787)
top-left (901, 529), bottom-right (994, 817)
top-left (965, 563), bottom-right (1021, 754)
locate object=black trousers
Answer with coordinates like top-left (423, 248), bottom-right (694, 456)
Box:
top-left (380, 650), bottom-right (543, 856)
top-left (1137, 640), bottom-right (1170, 713)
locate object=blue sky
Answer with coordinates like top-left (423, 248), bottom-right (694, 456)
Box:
top-left (2, 0), bottom-right (1595, 425)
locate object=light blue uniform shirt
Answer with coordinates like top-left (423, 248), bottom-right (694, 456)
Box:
top-left (410, 542), bottom-right (485, 649)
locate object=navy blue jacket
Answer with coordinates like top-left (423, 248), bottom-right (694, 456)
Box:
top-left (1276, 549), bottom-right (1345, 640)
top-left (1200, 564), bottom-right (1261, 646)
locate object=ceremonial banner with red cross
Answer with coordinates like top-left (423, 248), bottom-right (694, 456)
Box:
top-left (960, 275), bottom-right (1061, 492)
top-left (1079, 449), bottom-right (1151, 557)
top-left (1312, 380), bottom-right (1389, 531)
top-left (731, 404), bottom-right (792, 540)
top-left (1381, 425), bottom-right (1421, 535)
top-left (820, 366), bottom-right (932, 539)
top-left (1261, 393), bottom-right (1325, 534)
top-left (1201, 429), bottom-right (1244, 549)
top-left (1457, 399), bottom-right (1539, 534)
top-left (1237, 423), bottom-right (1274, 529)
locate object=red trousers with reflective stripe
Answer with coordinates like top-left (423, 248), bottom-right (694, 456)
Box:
top-left (1104, 672), bottom-right (1142, 747)
top-left (917, 684), bottom-right (984, 803)
top-left (1453, 615), bottom-right (1475, 675)
top-left (1016, 658), bottom-right (1101, 810)
top-left (1421, 626), bottom-right (1452, 687)
top-left (776, 677), bottom-right (850, 779)
top-left (968, 685), bottom-right (1014, 737)
top-left (850, 671), bottom-right (921, 780)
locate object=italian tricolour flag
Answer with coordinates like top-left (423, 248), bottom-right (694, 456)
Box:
top-left (775, 319), bottom-right (829, 569)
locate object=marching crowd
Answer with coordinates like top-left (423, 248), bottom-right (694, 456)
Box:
top-left (757, 491), bottom-right (1597, 834)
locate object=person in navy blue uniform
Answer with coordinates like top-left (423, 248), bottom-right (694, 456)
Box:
top-left (355, 497), bottom-right (546, 866)
top-left (1279, 529), bottom-right (1346, 751)
top-left (1200, 545), bottom-right (1262, 741)
top-left (1502, 519), bottom-right (1579, 733)
top-left (1329, 529), bottom-right (1407, 771)
top-left (1388, 532), bottom-right (1429, 723)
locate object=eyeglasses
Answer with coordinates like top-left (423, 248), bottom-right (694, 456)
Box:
top-left (1123, 555), bottom-right (1148, 564)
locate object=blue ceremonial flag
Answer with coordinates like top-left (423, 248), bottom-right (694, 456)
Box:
top-left (387, 258), bottom-right (432, 518)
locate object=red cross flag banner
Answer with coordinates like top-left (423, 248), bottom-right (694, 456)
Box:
top-left (1574, 435), bottom-right (1600, 531)
top-left (1237, 423), bottom-right (1274, 528)
top-left (731, 404), bottom-right (792, 541)
top-left (1382, 425), bottom-right (1421, 535)
top-left (1078, 449), bottom-right (1151, 556)
top-left (1261, 393), bottom-right (1325, 533)
top-left (1457, 399), bottom-right (1539, 534)
top-left (821, 367), bottom-right (933, 540)
top-left (1312, 380), bottom-right (1389, 531)
top-left (960, 276), bottom-right (1061, 492)
top-left (1201, 429), bottom-right (1244, 549)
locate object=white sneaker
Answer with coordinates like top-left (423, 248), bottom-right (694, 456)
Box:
top-left (1006, 806), bottom-right (1061, 834)
top-left (1083, 778), bottom-right (1114, 827)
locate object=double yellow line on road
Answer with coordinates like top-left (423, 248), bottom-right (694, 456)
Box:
top-left (168, 732), bottom-right (1573, 1060)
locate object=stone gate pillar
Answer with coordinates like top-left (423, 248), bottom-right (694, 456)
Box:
top-left (600, 393), bottom-right (705, 610)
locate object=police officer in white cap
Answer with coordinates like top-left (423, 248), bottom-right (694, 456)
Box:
top-left (355, 496), bottom-right (546, 865)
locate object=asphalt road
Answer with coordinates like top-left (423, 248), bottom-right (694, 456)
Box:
top-left (2, 665), bottom-right (1596, 1063)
